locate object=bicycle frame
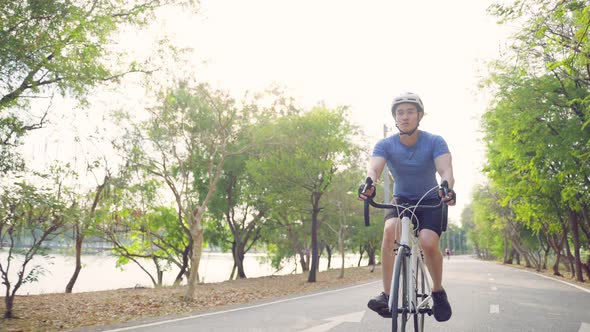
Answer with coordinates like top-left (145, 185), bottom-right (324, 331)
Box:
top-left (363, 181), bottom-right (449, 332)
top-left (390, 214), bottom-right (432, 315)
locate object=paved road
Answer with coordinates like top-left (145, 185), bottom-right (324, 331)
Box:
top-left (98, 256), bottom-right (590, 332)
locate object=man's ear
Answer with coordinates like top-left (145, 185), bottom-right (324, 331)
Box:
top-left (418, 112), bottom-right (424, 121)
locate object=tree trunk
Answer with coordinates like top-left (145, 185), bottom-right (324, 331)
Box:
top-left (503, 234), bottom-right (509, 264)
top-left (158, 270), bottom-right (164, 286)
top-left (299, 249), bottom-right (309, 272)
top-left (357, 246), bottom-right (364, 267)
top-left (325, 245), bottom-right (332, 270)
top-left (65, 175), bottom-right (107, 293)
top-left (568, 209), bottom-right (584, 282)
top-left (564, 240), bottom-right (575, 277)
top-left (233, 241), bottom-right (247, 279)
top-left (339, 229), bottom-right (345, 279)
top-left (506, 248), bottom-right (516, 264)
top-left (65, 225), bottom-right (84, 293)
top-left (229, 263), bottom-right (237, 280)
top-left (173, 244), bottom-right (191, 286)
top-left (580, 204), bottom-right (590, 240)
top-left (308, 192), bottom-right (321, 282)
top-left (508, 233), bottom-right (531, 267)
top-left (284, 221), bottom-right (308, 272)
top-left (536, 234), bottom-right (546, 272)
top-left (553, 254), bottom-right (562, 276)
top-left (367, 243), bottom-right (377, 267)
top-left (184, 208), bottom-right (205, 301)
top-left (508, 221), bottom-right (537, 268)
top-left (548, 233), bottom-right (564, 277)
top-left (542, 242), bottom-right (550, 271)
top-left (4, 294), bottom-right (14, 319)
top-left (152, 256), bottom-right (163, 287)
top-left (474, 244), bottom-right (481, 259)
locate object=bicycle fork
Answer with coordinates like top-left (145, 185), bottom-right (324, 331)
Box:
top-left (388, 216), bottom-right (413, 314)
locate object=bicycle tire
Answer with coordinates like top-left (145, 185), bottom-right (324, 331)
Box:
top-left (413, 254), bottom-right (426, 332)
top-left (392, 246), bottom-right (409, 332)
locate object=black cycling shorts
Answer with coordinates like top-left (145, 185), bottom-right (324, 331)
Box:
top-left (383, 197), bottom-right (448, 237)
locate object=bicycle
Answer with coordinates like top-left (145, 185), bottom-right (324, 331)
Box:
top-left (362, 179), bottom-right (449, 332)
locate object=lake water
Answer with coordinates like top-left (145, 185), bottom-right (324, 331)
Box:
top-left (0, 250), bottom-right (368, 295)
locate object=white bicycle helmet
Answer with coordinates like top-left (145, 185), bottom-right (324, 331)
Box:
top-left (391, 92), bottom-right (424, 115)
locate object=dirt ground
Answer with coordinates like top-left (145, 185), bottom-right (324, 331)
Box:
top-left (1, 258), bottom-right (589, 332)
top-left (0, 265), bottom-right (381, 332)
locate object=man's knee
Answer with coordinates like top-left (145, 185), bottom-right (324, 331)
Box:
top-left (383, 219), bottom-right (399, 235)
top-left (419, 230), bottom-right (440, 253)
top-left (383, 218), bottom-right (400, 247)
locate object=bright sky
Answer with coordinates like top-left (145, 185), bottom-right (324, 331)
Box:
top-left (158, 0), bottom-right (514, 223)
top-left (22, 0), bottom-right (515, 224)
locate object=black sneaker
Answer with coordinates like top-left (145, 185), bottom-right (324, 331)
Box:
top-left (368, 292), bottom-right (391, 317)
top-left (431, 289), bottom-right (452, 322)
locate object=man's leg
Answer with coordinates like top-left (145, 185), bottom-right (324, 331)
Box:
top-left (419, 229), bottom-right (443, 291)
top-left (419, 229), bottom-right (452, 322)
top-left (368, 217), bottom-right (400, 315)
top-left (382, 217), bottom-right (400, 293)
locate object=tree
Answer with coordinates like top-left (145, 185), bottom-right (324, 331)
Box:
top-left (115, 81), bottom-right (253, 300)
top-left (481, 72), bottom-right (590, 279)
top-left (65, 169), bottom-right (110, 293)
top-left (0, 169), bottom-right (74, 318)
top-left (247, 106), bottom-right (358, 282)
top-left (205, 153), bottom-right (267, 279)
top-left (0, 0), bottom-right (196, 172)
top-left (480, 0), bottom-right (590, 278)
top-left (106, 205), bottom-right (184, 287)
top-left (321, 167), bottom-right (364, 278)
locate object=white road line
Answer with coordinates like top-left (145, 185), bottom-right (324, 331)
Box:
top-left (491, 286), bottom-right (498, 291)
top-left (102, 280), bottom-right (381, 332)
top-left (518, 269), bottom-right (590, 294)
top-left (300, 320), bottom-right (342, 332)
top-left (578, 322), bottom-right (590, 332)
top-left (299, 311), bottom-right (365, 332)
top-left (488, 278), bottom-right (495, 281)
top-left (489, 304), bottom-right (500, 314)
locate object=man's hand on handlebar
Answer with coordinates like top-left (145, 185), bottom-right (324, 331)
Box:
top-left (438, 181), bottom-right (456, 206)
top-left (358, 177), bottom-right (376, 200)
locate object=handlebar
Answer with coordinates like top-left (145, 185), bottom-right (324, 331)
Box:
top-left (363, 180), bottom-right (449, 227)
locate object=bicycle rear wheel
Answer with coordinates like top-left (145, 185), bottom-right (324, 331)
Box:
top-left (413, 254), bottom-right (427, 332)
top-left (391, 246), bottom-right (409, 332)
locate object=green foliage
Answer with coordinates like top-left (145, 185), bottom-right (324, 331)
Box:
top-left (321, 165), bottom-right (376, 260)
top-left (0, 167), bottom-right (77, 317)
top-left (246, 106), bottom-right (361, 273)
top-left (112, 205), bottom-right (183, 270)
top-left (467, 185), bottom-right (505, 259)
top-left (0, 0), bottom-right (196, 173)
top-left (475, 0), bottom-right (590, 268)
top-left (112, 80), bottom-right (256, 288)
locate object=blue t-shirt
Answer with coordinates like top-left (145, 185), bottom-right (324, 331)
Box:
top-left (372, 130), bottom-right (449, 200)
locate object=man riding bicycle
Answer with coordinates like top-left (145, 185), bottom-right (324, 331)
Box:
top-left (358, 92), bottom-right (456, 322)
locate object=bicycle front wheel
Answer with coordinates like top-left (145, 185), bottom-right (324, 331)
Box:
top-left (391, 246), bottom-right (409, 332)
top-left (413, 255), bottom-right (427, 332)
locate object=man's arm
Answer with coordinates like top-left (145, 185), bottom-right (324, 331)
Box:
top-left (435, 152), bottom-right (454, 188)
top-left (435, 152), bottom-right (455, 205)
top-left (367, 156), bottom-right (387, 183)
top-left (358, 156), bottom-right (387, 199)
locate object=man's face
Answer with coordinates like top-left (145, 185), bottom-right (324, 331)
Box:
top-left (395, 103), bottom-right (421, 131)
